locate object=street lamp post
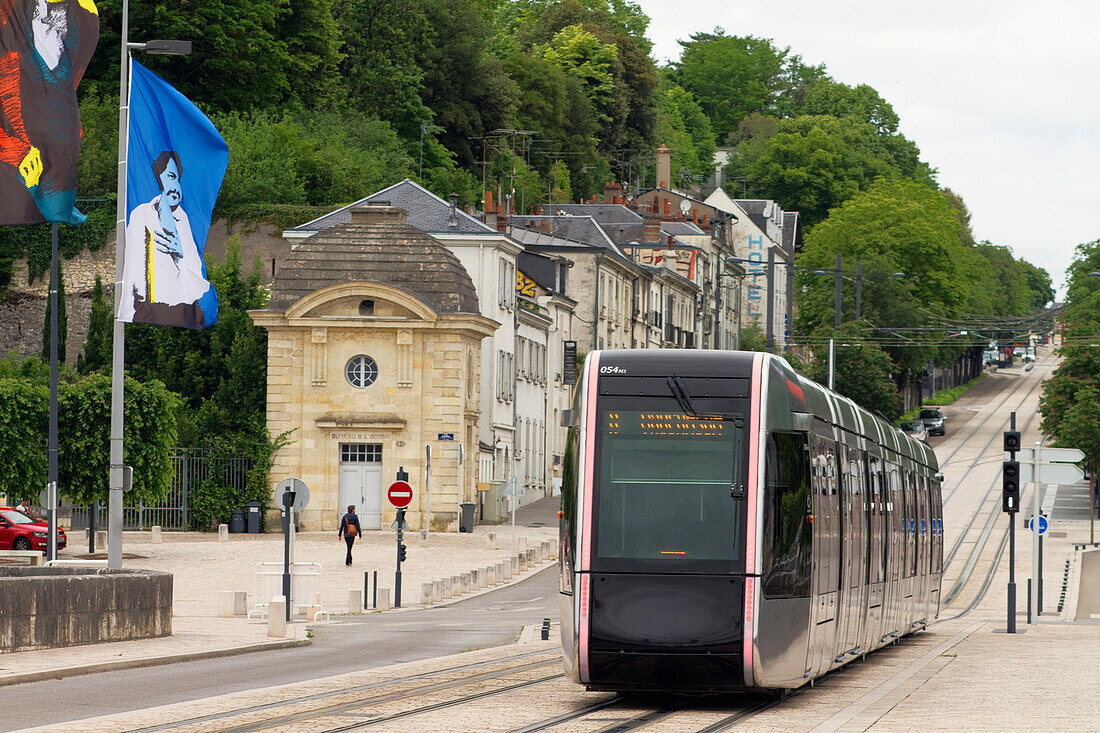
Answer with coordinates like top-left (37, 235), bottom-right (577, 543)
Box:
top-left (108, 6), bottom-right (191, 568)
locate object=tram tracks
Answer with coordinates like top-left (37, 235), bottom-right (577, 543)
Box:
top-left (937, 355), bottom-right (1054, 616)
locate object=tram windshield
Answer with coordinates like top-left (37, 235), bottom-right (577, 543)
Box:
top-left (594, 408), bottom-right (744, 570)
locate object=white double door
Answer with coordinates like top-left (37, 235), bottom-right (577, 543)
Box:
top-left (339, 463), bottom-right (383, 530)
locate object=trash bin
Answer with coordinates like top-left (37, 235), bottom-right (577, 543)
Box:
top-left (229, 508), bottom-right (246, 533)
top-left (459, 503), bottom-right (476, 533)
top-left (246, 502), bottom-right (262, 533)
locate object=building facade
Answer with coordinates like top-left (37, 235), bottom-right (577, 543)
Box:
top-left (253, 205), bottom-right (497, 532)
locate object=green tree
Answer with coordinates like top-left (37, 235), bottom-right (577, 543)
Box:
top-left (726, 114), bottom-right (934, 227)
top-left (86, 0), bottom-right (331, 113)
top-left (673, 30), bottom-right (788, 141)
top-left (654, 84), bottom-right (716, 185)
top-left (805, 325), bottom-right (901, 419)
top-left (78, 275), bottom-right (113, 375)
top-left (795, 178), bottom-right (969, 377)
top-left (800, 79), bottom-right (900, 135)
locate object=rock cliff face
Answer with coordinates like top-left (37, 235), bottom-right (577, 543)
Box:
top-left (0, 220), bottom-right (289, 363)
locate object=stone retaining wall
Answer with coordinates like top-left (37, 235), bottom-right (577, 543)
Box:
top-left (0, 567), bottom-right (172, 653)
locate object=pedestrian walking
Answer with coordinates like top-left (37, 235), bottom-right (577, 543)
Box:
top-left (338, 505), bottom-right (362, 566)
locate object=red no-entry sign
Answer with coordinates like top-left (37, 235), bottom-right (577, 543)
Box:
top-left (387, 480), bottom-right (413, 508)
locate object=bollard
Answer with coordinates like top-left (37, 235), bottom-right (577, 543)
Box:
top-left (442, 577), bottom-right (453, 599)
top-left (376, 588), bottom-right (392, 611)
top-left (541, 617), bottom-right (551, 640)
top-left (472, 568), bottom-right (484, 589)
top-left (232, 591), bottom-right (248, 617)
top-left (502, 561), bottom-right (512, 581)
top-left (451, 575), bottom-right (463, 596)
top-left (217, 591), bottom-right (236, 618)
top-left (151, 526), bottom-right (163, 544)
top-left (461, 572), bottom-right (472, 594)
top-left (518, 553), bottom-right (528, 571)
top-left (94, 530), bottom-right (107, 551)
top-left (512, 556), bottom-right (520, 575)
top-left (349, 590), bottom-right (363, 613)
top-left (497, 561), bottom-right (507, 583)
top-left (432, 580), bottom-right (443, 603)
top-left (218, 524), bottom-right (229, 542)
top-left (487, 565), bottom-right (497, 586)
top-left (421, 583), bottom-right (434, 605)
top-left (268, 596), bottom-right (287, 638)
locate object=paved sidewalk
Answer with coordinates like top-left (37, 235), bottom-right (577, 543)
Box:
top-left (0, 497), bottom-right (561, 686)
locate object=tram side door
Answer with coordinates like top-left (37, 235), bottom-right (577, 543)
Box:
top-left (807, 434), bottom-right (837, 678)
top-left (844, 451), bottom-right (866, 656)
top-left (833, 443), bottom-right (853, 664)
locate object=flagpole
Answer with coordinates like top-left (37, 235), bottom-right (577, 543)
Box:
top-left (108, 0), bottom-right (131, 569)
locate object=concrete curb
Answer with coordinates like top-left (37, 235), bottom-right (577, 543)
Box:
top-left (0, 637), bottom-right (311, 687)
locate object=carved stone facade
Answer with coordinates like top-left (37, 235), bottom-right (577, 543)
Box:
top-left (249, 205), bottom-right (497, 532)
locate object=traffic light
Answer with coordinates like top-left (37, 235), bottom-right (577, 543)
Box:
top-left (1002, 460), bottom-right (1020, 512)
top-left (1003, 430), bottom-right (1021, 453)
top-left (398, 543), bottom-right (407, 563)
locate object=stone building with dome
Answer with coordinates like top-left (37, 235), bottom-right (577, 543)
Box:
top-left (249, 203), bottom-right (498, 532)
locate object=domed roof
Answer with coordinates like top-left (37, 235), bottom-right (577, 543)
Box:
top-left (268, 205), bottom-right (479, 315)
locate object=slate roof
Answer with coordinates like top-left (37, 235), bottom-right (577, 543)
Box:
top-left (548, 204), bottom-right (642, 225)
top-left (508, 215), bottom-right (627, 257)
top-left (660, 221), bottom-right (705, 236)
top-left (783, 212), bottom-right (803, 253)
top-left (734, 199), bottom-right (769, 233)
top-left (285, 179), bottom-right (497, 237)
top-left (268, 206), bottom-right (480, 315)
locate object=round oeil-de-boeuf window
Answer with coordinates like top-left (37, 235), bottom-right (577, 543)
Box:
top-left (345, 355), bottom-right (378, 388)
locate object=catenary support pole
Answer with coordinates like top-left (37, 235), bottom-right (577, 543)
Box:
top-left (1032, 442), bottom-right (1041, 622)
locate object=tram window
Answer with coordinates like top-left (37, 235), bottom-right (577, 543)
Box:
top-left (594, 409), bottom-right (743, 566)
top-left (762, 432), bottom-right (812, 598)
top-left (559, 426), bottom-right (578, 594)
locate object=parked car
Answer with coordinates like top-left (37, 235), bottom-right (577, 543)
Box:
top-left (0, 507), bottom-right (66, 552)
top-left (919, 407), bottom-right (946, 436)
top-left (899, 419), bottom-right (929, 442)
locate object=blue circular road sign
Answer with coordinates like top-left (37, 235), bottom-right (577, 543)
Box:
top-left (1028, 515), bottom-right (1049, 535)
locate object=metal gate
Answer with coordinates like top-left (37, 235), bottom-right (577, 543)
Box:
top-left (67, 450), bottom-right (251, 531)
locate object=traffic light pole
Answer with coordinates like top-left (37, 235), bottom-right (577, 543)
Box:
top-left (395, 508), bottom-right (405, 608)
top-left (1006, 414), bottom-right (1017, 634)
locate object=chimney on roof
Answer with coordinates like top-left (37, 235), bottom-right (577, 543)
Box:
top-left (667, 233), bottom-right (674, 250)
top-left (656, 144), bottom-right (671, 189)
top-left (604, 180), bottom-right (622, 204)
top-left (663, 198), bottom-right (671, 216)
top-left (484, 189), bottom-right (493, 213)
top-left (643, 215), bottom-right (660, 243)
top-left (351, 202), bottom-right (408, 226)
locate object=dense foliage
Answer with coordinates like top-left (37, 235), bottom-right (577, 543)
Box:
top-left (0, 359), bottom-right (178, 505)
top-left (1041, 240), bottom-right (1100, 484)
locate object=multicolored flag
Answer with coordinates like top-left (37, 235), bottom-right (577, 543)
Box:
top-left (0, 0), bottom-right (99, 225)
top-left (119, 58), bottom-right (228, 329)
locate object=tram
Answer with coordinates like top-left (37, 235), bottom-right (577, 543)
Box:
top-left (559, 350), bottom-right (943, 692)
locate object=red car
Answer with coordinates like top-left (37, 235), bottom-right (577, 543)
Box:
top-left (0, 507), bottom-right (66, 552)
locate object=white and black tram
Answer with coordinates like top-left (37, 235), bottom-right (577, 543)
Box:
top-left (559, 350), bottom-right (943, 692)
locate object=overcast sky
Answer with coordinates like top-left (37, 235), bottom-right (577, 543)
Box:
top-left (637, 0), bottom-right (1096, 299)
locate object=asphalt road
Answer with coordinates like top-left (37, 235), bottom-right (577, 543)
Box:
top-left (1, 564), bottom-right (560, 732)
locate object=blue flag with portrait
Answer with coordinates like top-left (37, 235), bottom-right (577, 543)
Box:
top-left (120, 58), bottom-right (227, 329)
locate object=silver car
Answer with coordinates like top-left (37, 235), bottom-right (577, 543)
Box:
top-left (918, 407), bottom-right (945, 436)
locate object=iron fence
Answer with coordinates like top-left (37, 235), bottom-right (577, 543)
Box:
top-left (67, 449), bottom-right (252, 531)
